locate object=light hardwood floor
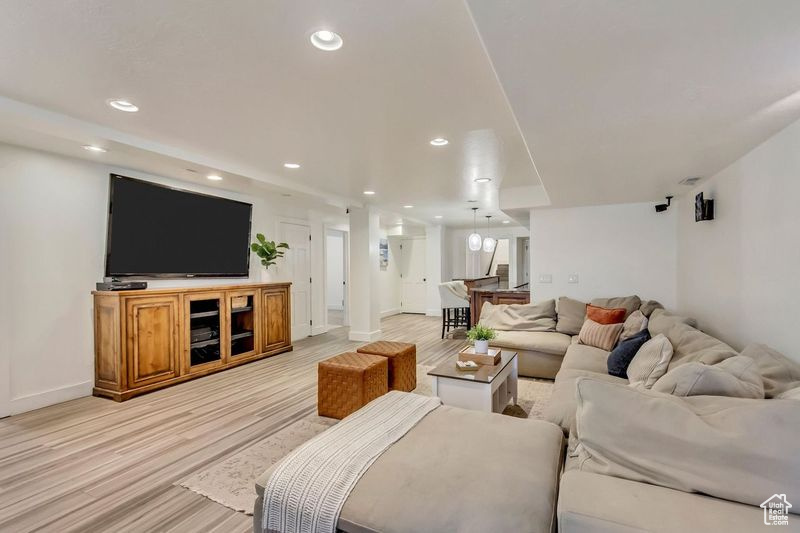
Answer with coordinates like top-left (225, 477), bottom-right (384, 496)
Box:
top-left (0, 313), bottom-right (464, 533)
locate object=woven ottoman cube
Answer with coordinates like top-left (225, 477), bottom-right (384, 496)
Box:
top-left (357, 341), bottom-right (417, 392)
top-left (317, 352), bottom-right (388, 419)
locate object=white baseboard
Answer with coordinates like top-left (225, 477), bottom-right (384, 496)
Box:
top-left (311, 325), bottom-right (328, 336)
top-left (10, 380), bottom-right (93, 415)
top-left (349, 330), bottom-right (382, 342)
top-left (425, 308), bottom-right (443, 317)
top-left (380, 308), bottom-right (402, 318)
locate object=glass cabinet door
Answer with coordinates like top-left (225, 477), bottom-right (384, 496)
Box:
top-left (228, 290), bottom-right (259, 359)
top-left (185, 292), bottom-right (225, 372)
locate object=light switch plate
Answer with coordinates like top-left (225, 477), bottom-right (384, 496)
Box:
top-left (568, 274), bottom-right (579, 284)
top-left (538, 274), bottom-right (552, 284)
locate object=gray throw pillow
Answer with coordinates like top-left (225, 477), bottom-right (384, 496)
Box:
top-left (590, 295), bottom-right (641, 319)
top-left (620, 310), bottom-right (648, 341)
top-left (639, 300), bottom-right (664, 318)
top-left (739, 343), bottom-right (800, 398)
top-left (652, 356), bottom-right (764, 398)
top-left (556, 297), bottom-right (586, 335)
top-left (479, 300), bottom-right (557, 332)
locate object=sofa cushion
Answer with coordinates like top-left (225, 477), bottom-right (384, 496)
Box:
top-left (558, 470), bottom-right (767, 533)
top-left (561, 343), bottom-right (610, 374)
top-left (255, 406), bottom-right (565, 533)
top-left (739, 343), bottom-right (800, 398)
top-left (620, 310), bottom-right (648, 341)
top-left (578, 319), bottom-right (623, 351)
top-left (638, 299), bottom-right (664, 318)
top-left (573, 378), bottom-right (800, 510)
top-left (479, 300), bottom-right (556, 332)
top-left (627, 334), bottom-right (673, 388)
top-left (491, 330), bottom-right (571, 356)
top-left (556, 297), bottom-right (586, 336)
top-left (607, 328), bottom-right (651, 379)
top-left (665, 322), bottom-right (737, 371)
top-left (778, 386), bottom-right (800, 400)
top-left (586, 304), bottom-right (626, 325)
top-left (647, 308), bottom-right (697, 337)
top-left (652, 356), bottom-right (764, 398)
top-left (542, 369), bottom-right (626, 432)
top-left (340, 406), bottom-right (564, 533)
top-left (590, 295), bottom-right (641, 319)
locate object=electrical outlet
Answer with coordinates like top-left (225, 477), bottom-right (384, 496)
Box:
top-left (568, 274), bottom-right (579, 284)
top-left (538, 274), bottom-right (552, 284)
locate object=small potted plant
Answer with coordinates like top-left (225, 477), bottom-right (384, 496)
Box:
top-left (250, 233), bottom-right (289, 270)
top-left (466, 324), bottom-right (497, 354)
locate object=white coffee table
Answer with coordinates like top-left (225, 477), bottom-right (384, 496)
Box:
top-left (427, 350), bottom-right (518, 413)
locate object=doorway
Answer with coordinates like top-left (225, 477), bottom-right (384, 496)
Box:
top-left (325, 229), bottom-right (347, 328)
top-left (278, 220), bottom-right (312, 339)
top-left (488, 238), bottom-right (511, 288)
top-left (399, 236), bottom-right (426, 314)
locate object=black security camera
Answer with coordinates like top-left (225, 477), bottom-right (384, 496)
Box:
top-left (655, 196), bottom-right (673, 213)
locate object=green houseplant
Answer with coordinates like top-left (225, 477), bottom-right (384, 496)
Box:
top-left (250, 233), bottom-right (289, 269)
top-left (466, 324), bottom-right (497, 354)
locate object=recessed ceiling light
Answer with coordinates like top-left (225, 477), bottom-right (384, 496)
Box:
top-left (474, 177), bottom-right (492, 183)
top-left (502, 220), bottom-right (510, 224)
top-left (107, 99), bottom-right (139, 112)
top-left (363, 190), bottom-right (376, 195)
top-left (403, 205), bottom-right (414, 209)
top-left (82, 145), bottom-right (107, 153)
top-left (430, 137), bottom-right (449, 146)
top-left (207, 174), bottom-right (223, 181)
top-left (310, 30), bottom-right (343, 51)
top-left (434, 215), bottom-right (443, 219)
top-left (283, 162), bottom-right (300, 169)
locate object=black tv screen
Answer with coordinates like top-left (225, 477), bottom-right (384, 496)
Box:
top-left (105, 175), bottom-right (252, 278)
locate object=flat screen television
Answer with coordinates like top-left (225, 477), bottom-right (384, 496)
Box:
top-left (105, 174), bottom-right (252, 278)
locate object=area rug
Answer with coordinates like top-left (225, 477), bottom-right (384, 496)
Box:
top-left (179, 364), bottom-right (554, 514)
top-left (178, 416), bottom-right (336, 514)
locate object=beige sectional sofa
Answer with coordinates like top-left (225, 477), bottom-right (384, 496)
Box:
top-left (482, 295), bottom-right (800, 531)
top-left (256, 295), bottom-right (800, 533)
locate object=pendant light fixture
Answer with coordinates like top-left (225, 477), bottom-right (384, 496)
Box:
top-left (468, 207), bottom-right (482, 251)
top-left (483, 215), bottom-right (496, 252)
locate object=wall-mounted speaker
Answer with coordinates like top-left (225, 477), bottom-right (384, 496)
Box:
top-left (695, 192), bottom-right (714, 221)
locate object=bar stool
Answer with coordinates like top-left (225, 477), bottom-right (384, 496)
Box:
top-left (439, 281), bottom-right (470, 339)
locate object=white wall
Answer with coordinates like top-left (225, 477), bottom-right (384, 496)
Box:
top-left (676, 117), bottom-right (800, 361)
top-left (530, 203), bottom-right (677, 308)
top-left (325, 231), bottom-right (345, 310)
top-left (0, 143), bottom-right (325, 415)
top-left (377, 231), bottom-right (402, 317)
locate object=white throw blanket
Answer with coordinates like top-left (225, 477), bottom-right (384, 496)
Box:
top-left (262, 391), bottom-right (441, 533)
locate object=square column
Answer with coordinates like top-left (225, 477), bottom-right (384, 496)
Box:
top-left (348, 206), bottom-right (381, 341)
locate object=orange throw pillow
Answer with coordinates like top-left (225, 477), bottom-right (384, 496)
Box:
top-left (586, 304), bottom-right (626, 325)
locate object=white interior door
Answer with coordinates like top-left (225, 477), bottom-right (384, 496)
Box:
top-left (399, 237), bottom-right (426, 314)
top-left (279, 221), bottom-right (312, 339)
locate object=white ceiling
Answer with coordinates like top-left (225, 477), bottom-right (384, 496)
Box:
top-left (0, 0), bottom-right (538, 226)
top-left (467, 0), bottom-right (800, 207)
top-left (2, 1), bottom-right (800, 220)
